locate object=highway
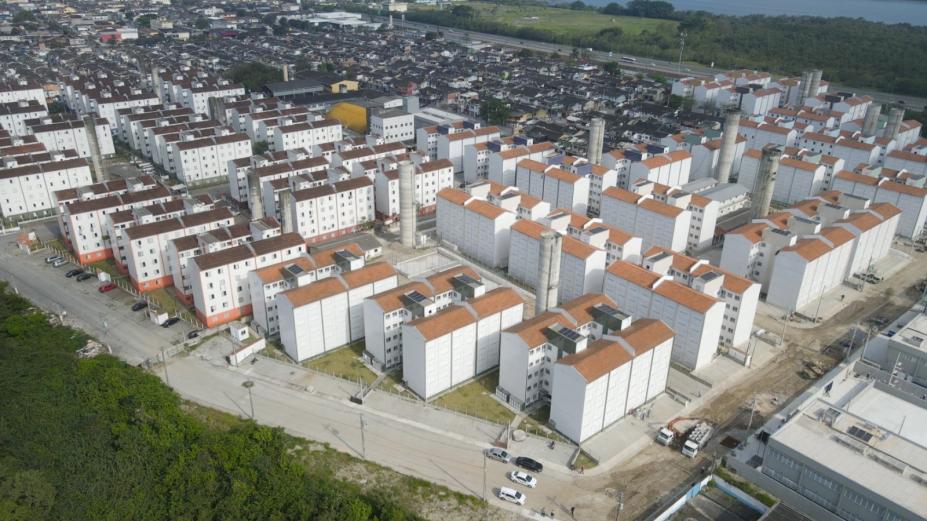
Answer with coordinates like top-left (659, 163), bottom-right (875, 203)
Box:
top-left (387, 17), bottom-right (927, 111)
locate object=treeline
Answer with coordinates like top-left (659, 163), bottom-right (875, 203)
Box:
top-left (0, 282), bottom-right (422, 521)
top-left (390, 0), bottom-right (927, 97)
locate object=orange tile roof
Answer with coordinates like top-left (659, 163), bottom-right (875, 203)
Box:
top-left (424, 265), bottom-right (482, 295)
top-left (616, 318), bottom-right (675, 354)
top-left (370, 281), bottom-right (433, 313)
top-left (407, 305), bottom-right (475, 342)
top-left (607, 260), bottom-right (661, 288)
top-left (640, 199), bottom-right (685, 219)
top-left (511, 219), bottom-right (549, 240)
top-left (339, 262), bottom-right (397, 289)
top-left (561, 235), bottom-right (601, 260)
top-left (466, 199), bottom-right (510, 220)
top-left (437, 187), bottom-right (472, 206)
top-left (466, 287), bottom-right (523, 318)
top-left (557, 293), bottom-right (618, 326)
top-left (504, 310), bottom-right (574, 347)
top-left (781, 238), bottom-right (831, 261)
top-left (280, 277), bottom-right (346, 307)
top-left (603, 187), bottom-right (640, 204)
top-left (254, 255), bottom-right (317, 285)
top-left (653, 280), bottom-right (719, 313)
top-left (727, 222), bottom-right (767, 244)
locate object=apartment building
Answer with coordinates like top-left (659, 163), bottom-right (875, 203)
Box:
top-left (374, 159), bottom-right (455, 223)
top-left (369, 109), bottom-right (415, 143)
top-left (604, 260), bottom-right (725, 370)
top-left (171, 131), bottom-right (252, 185)
top-left (550, 318), bottom-right (673, 443)
top-left (497, 293), bottom-right (632, 410)
top-left (739, 149), bottom-right (828, 204)
top-left (642, 247), bottom-right (760, 349)
top-left (167, 223), bottom-right (254, 304)
top-left (122, 207), bottom-right (235, 292)
top-left (0, 79), bottom-right (47, 108)
top-left (486, 141), bottom-right (556, 186)
top-left (628, 150), bottom-right (692, 187)
top-left (0, 100), bottom-right (47, 136)
top-left (738, 120), bottom-right (798, 149)
top-left (513, 159), bottom-right (591, 215)
top-left (287, 176), bottom-right (375, 244)
top-left (832, 169), bottom-right (927, 238)
top-left (226, 149), bottom-right (327, 206)
top-left (57, 184), bottom-right (173, 264)
top-left (0, 152), bottom-right (92, 220)
top-left (188, 233), bottom-right (306, 327)
top-left (272, 118), bottom-right (342, 152)
top-left (402, 287), bottom-right (524, 400)
top-left (436, 188), bottom-right (517, 268)
top-left (249, 243), bottom-right (366, 337)
top-left (25, 116), bottom-right (115, 158)
top-left (276, 262), bottom-right (399, 361)
top-left (600, 187), bottom-right (691, 252)
top-left (363, 265), bottom-right (485, 370)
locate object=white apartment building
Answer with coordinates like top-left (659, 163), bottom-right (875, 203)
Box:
top-left (628, 150), bottom-right (692, 187)
top-left (26, 116), bottom-right (115, 158)
top-left (600, 187), bottom-right (691, 252)
top-left (272, 118), bottom-right (342, 152)
top-left (642, 247), bottom-right (761, 349)
top-left (0, 100), bottom-right (47, 136)
top-left (497, 293), bottom-right (633, 409)
top-left (884, 149), bottom-right (927, 177)
top-left (436, 188), bottom-right (517, 268)
top-left (167, 223), bottom-right (254, 304)
top-left (604, 260), bottom-right (725, 370)
top-left (0, 153), bottom-right (92, 220)
top-left (437, 126), bottom-right (502, 172)
top-left (832, 169), bottom-right (927, 238)
top-left (227, 152), bottom-right (328, 207)
top-left (172, 132), bottom-right (252, 185)
top-left (374, 159), bottom-right (455, 223)
top-left (514, 159), bottom-right (591, 215)
top-left (550, 318), bottom-right (673, 443)
top-left (369, 109), bottom-right (415, 143)
top-left (402, 287), bottom-right (524, 400)
top-left (0, 80), bottom-right (47, 108)
top-left (288, 176), bottom-right (375, 244)
top-left (249, 243), bottom-right (366, 337)
top-left (363, 265), bottom-right (485, 370)
top-left (738, 120), bottom-right (798, 149)
top-left (57, 184), bottom-right (173, 264)
top-left (175, 82), bottom-right (245, 115)
top-left (486, 141), bottom-right (556, 186)
top-left (739, 149), bottom-right (828, 204)
top-left (188, 233), bottom-right (306, 327)
top-left (123, 207), bottom-right (235, 292)
top-left (277, 262), bottom-right (398, 362)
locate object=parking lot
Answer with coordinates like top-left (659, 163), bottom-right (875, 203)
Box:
top-left (1, 235), bottom-right (192, 364)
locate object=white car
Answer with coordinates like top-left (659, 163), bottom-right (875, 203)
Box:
top-left (508, 470), bottom-right (537, 488)
top-left (486, 448), bottom-right (511, 463)
top-left (498, 486), bottom-right (526, 505)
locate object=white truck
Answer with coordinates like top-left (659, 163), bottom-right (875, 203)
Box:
top-left (656, 427), bottom-right (675, 446)
top-left (681, 422), bottom-right (713, 458)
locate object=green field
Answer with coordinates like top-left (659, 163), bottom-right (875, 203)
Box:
top-left (412, 1), bottom-right (677, 38)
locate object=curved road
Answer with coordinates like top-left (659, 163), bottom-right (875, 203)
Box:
top-left (388, 17), bottom-right (927, 111)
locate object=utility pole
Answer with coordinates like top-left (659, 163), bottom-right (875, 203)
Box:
top-left (746, 396), bottom-right (758, 432)
top-left (677, 32), bottom-right (687, 72)
top-left (160, 345), bottom-right (171, 385)
top-left (779, 308), bottom-right (791, 346)
top-left (360, 414), bottom-right (367, 459)
top-left (242, 380), bottom-right (255, 419)
top-left (814, 288), bottom-right (826, 322)
top-left (482, 452), bottom-right (487, 502)
top-left (615, 491), bottom-right (624, 521)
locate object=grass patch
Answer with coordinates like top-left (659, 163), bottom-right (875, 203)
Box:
top-left (412, 1), bottom-right (677, 38)
top-left (261, 339), bottom-right (294, 363)
top-left (573, 451), bottom-right (598, 472)
top-left (432, 371), bottom-right (515, 425)
top-left (147, 287), bottom-right (189, 316)
top-left (715, 466), bottom-right (777, 507)
top-left (306, 341), bottom-right (377, 386)
top-left (90, 259), bottom-right (125, 280)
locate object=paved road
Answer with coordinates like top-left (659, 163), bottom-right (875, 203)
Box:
top-left (390, 18), bottom-right (927, 110)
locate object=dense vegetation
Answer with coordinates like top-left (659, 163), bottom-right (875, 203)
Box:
top-left (393, 0), bottom-right (927, 97)
top-left (0, 283), bottom-right (423, 521)
top-left (228, 62), bottom-right (282, 92)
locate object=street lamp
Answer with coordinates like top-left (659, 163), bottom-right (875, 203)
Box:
top-left (242, 380), bottom-right (255, 419)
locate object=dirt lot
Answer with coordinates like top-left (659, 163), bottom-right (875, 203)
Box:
top-left (587, 245), bottom-right (927, 520)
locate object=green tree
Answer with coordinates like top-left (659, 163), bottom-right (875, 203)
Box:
top-left (603, 61), bottom-right (621, 75)
top-left (480, 99), bottom-right (510, 125)
top-left (12, 11), bottom-right (35, 24)
top-left (135, 14), bottom-right (155, 28)
top-left (227, 62), bottom-right (282, 92)
top-left (252, 141), bottom-right (269, 155)
top-left (194, 17), bottom-right (210, 29)
top-left (450, 5), bottom-right (476, 18)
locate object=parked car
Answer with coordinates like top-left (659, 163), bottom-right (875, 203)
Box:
top-left (161, 317), bottom-right (181, 328)
top-left (514, 457), bottom-right (543, 473)
top-left (52, 259), bottom-right (68, 268)
top-left (508, 470), bottom-right (537, 488)
top-left (497, 487), bottom-right (526, 506)
top-left (186, 330), bottom-right (201, 340)
top-left (131, 301), bottom-right (148, 312)
top-left (45, 254), bottom-right (63, 264)
top-left (486, 448), bottom-right (511, 463)
top-left (65, 269), bottom-right (84, 278)
top-left (76, 273), bottom-right (94, 282)
top-left (98, 282), bottom-right (117, 293)
top-left (864, 273), bottom-right (883, 284)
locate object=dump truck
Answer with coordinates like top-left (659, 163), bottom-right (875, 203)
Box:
top-left (681, 422), bottom-right (714, 458)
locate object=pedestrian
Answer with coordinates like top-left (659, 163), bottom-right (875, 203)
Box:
top-left (579, 465), bottom-right (585, 474)
top-left (571, 506), bottom-right (576, 518)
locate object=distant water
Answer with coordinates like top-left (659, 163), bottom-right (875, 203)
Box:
top-left (583, 0), bottom-right (927, 25)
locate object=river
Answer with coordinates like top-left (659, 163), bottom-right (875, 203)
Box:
top-left (583, 0), bottom-right (927, 25)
